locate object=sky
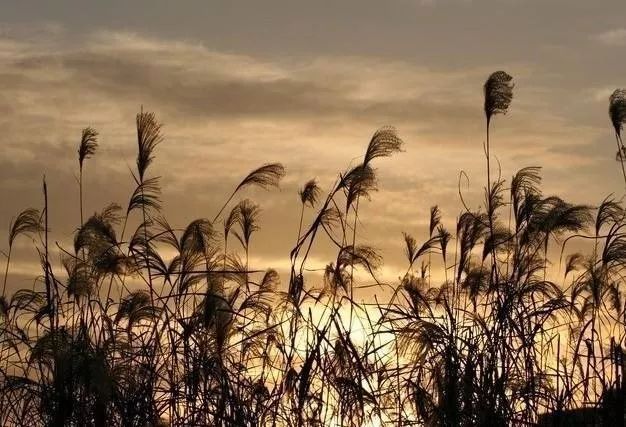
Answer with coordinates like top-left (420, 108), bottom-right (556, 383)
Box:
top-left (1, 0), bottom-right (625, 296)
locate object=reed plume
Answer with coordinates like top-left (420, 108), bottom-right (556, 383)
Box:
top-left (609, 89), bottom-right (626, 188)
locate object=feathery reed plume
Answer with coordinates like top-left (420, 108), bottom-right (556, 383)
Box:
top-left (437, 225), bottom-right (452, 265)
top-left (181, 218), bottom-right (216, 257)
top-left (594, 196), bottom-right (619, 231)
top-left (235, 199), bottom-right (261, 254)
top-left (483, 71), bottom-right (514, 184)
top-left (609, 89), bottom-right (626, 139)
top-left (609, 89), bottom-right (626, 188)
top-left (127, 177), bottom-right (162, 215)
top-left (341, 163), bottom-right (378, 213)
top-left (429, 206), bottom-right (441, 238)
top-left (115, 289), bottom-right (160, 329)
top-left (2, 208), bottom-right (42, 297)
top-left (403, 232), bottom-right (418, 267)
top-left (233, 199), bottom-right (260, 291)
top-left (511, 166), bottom-right (542, 227)
top-left (299, 178), bottom-right (321, 207)
top-left (236, 163), bottom-right (286, 192)
top-left (224, 205), bottom-right (241, 247)
top-left (484, 71), bottom-right (514, 126)
top-left (213, 163), bottom-right (285, 222)
top-left (77, 128), bottom-right (99, 225)
top-left (297, 179), bottom-right (321, 245)
top-left (78, 127), bottom-right (99, 170)
top-left (136, 110), bottom-right (163, 182)
top-left (7, 208), bottom-right (42, 248)
top-left (402, 233), bottom-right (440, 270)
top-left (427, 206), bottom-right (442, 286)
top-left (565, 253), bottom-right (583, 278)
top-left (363, 126), bottom-right (404, 165)
top-left (63, 256), bottom-right (92, 302)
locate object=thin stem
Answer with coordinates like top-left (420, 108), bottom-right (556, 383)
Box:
top-left (615, 133), bottom-right (626, 192)
top-left (79, 167), bottom-right (84, 227)
top-left (213, 189), bottom-right (237, 223)
top-left (1, 245), bottom-right (12, 298)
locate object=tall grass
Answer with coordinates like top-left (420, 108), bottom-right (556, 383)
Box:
top-left (0, 77), bottom-right (625, 427)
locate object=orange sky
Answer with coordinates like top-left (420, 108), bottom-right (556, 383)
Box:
top-left (1, 1), bottom-right (625, 296)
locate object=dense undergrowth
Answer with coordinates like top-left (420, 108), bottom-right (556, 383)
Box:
top-left (1, 74), bottom-right (626, 426)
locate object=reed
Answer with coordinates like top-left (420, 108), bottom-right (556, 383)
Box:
top-left (0, 77), bottom-right (624, 427)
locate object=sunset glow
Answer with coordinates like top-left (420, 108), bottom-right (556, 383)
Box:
top-left (1, 1), bottom-right (626, 426)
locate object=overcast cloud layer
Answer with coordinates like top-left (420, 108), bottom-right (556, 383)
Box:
top-left (0, 0), bottom-right (624, 295)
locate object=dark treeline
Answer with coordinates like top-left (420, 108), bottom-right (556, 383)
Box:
top-left (1, 74), bottom-right (626, 426)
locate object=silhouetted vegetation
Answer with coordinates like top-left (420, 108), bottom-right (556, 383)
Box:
top-left (1, 73), bottom-right (625, 426)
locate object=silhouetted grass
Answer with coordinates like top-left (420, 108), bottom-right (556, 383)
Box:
top-left (0, 74), bottom-right (625, 427)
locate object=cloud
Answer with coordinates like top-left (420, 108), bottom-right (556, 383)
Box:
top-left (3, 31), bottom-right (488, 132)
top-left (0, 27), bottom-right (620, 296)
top-left (592, 28), bottom-right (626, 46)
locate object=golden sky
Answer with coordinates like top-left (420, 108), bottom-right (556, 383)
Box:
top-left (1, 0), bottom-right (625, 294)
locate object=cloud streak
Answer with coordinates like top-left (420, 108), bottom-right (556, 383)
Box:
top-left (593, 28), bottom-right (626, 46)
top-left (0, 26), bottom-right (622, 295)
